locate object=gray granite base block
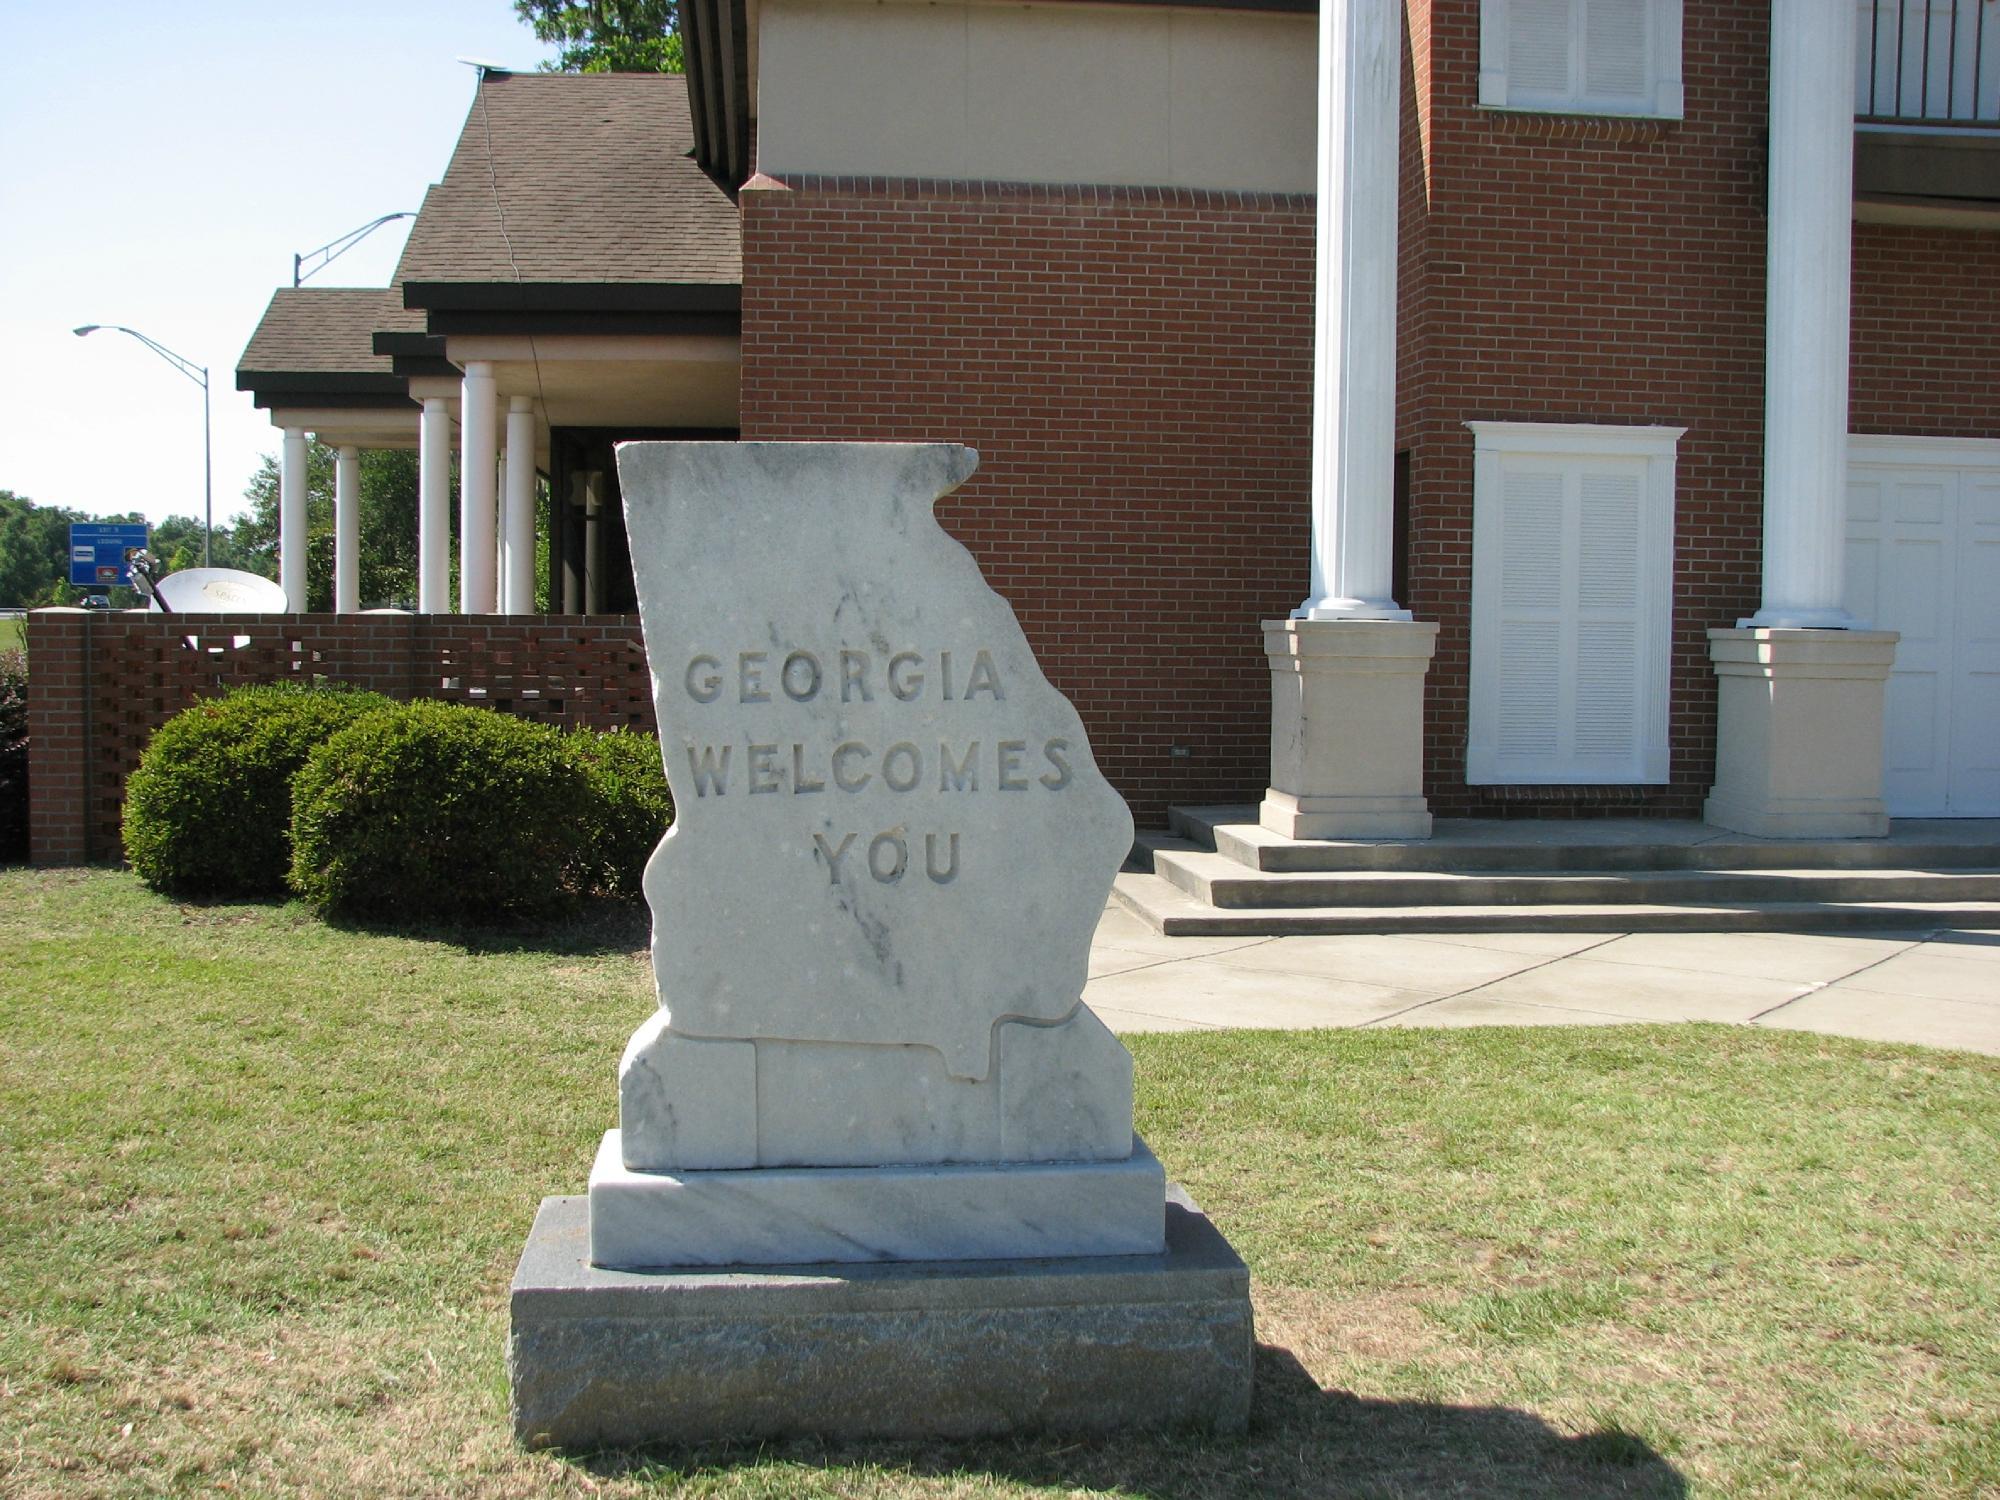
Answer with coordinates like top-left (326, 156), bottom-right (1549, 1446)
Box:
top-left (588, 1130), bottom-right (1168, 1269)
top-left (510, 1188), bottom-right (1254, 1447)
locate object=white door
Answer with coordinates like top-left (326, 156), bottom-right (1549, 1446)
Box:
top-left (1846, 438), bottom-right (2000, 817)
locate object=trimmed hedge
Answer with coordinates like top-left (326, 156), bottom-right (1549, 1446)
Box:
top-left (0, 649), bottom-right (25, 864)
top-left (288, 701), bottom-right (596, 921)
top-left (122, 684), bottom-right (392, 896)
top-left (564, 726), bottom-right (674, 900)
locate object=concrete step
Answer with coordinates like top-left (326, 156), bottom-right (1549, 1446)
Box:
top-left (1111, 870), bottom-right (2000, 937)
top-left (1168, 806), bottom-right (2000, 874)
top-left (1149, 846), bottom-right (2000, 911)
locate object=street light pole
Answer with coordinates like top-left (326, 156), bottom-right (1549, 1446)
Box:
top-left (74, 324), bottom-right (213, 567)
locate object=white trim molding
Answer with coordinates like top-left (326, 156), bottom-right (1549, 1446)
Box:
top-left (1478, 0), bottom-right (1685, 119)
top-left (1466, 421), bottom-right (1686, 786)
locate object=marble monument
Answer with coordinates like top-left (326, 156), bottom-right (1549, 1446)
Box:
top-left (509, 443), bottom-right (1252, 1445)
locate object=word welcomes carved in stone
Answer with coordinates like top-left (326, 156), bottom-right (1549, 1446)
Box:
top-left (677, 646), bottom-right (1074, 886)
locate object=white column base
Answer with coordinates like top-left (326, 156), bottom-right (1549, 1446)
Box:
top-left (1259, 618), bottom-right (1438, 841)
top-left (1703, 628), bottom-right (1900, 839)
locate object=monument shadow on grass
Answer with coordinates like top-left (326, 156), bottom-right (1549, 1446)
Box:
top-left (554, 1343), bottom-right (1688, 1499)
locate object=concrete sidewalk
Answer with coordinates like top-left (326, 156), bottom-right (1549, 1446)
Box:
top-left (1084, 903), bottom-right (2000, 1055)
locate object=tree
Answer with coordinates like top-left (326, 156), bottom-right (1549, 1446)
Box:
top-left (0, 490), bottom-right (147, 608)
top-left (0, 491), bottom-right (79, 607)
top-left (148, 514), bottom-right (260, 577)
top-left (515, 0), bottom-right (683, 73)
top-left (0, 490), bottom-right (258, 609)
top-left (237, 442), bottom-right (439, 612)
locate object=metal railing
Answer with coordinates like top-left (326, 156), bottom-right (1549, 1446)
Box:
top-left (1857, 0), bottom-right (2000, 124)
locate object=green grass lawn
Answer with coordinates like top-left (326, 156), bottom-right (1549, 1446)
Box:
top-left (0, 615), bottom-right (25, 654)
top-left (2, 868), bottom-right (1996, 1498)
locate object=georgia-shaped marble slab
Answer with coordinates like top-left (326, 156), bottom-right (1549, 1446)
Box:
top-left (619, 442), bottom-right (1134, 1084)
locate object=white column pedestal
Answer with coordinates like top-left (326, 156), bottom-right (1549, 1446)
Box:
top-left (1260, 618), bottom-right (1438, 841)
top-left (1704, 628), bottom-right (1899, 839)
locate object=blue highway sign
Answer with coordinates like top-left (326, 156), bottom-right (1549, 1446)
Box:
top-left (69, 522), bottom-right (151, 588)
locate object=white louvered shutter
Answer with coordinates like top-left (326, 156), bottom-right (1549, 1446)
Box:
top-left (1469, 446), bottom-right (1668, 785)
top-left (1487, 0), bottom-right (1669, 114)
top-left (1581, 0), bottom-right (1650, 102)
top-left (1508, 0), bottom-right (1574, 98)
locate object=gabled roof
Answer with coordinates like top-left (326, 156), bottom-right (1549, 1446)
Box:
top-left (396, 71), bottom-right (741, 301)
top-left (236, 288), bottom-right (423, 409)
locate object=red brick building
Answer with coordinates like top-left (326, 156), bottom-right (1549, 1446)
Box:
top-left (199, 2), bottom-right (1996, 851)
top-left (684, 0), bottom-right (1998, 832)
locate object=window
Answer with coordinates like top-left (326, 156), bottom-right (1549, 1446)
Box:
top-left (1478, 0), bottom-right (1685, 118)
top-left (1466, 423), bottom-right (1684, 786)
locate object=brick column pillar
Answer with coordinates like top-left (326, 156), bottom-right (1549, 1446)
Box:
top-left (27, 609), bottom-right (91, 866)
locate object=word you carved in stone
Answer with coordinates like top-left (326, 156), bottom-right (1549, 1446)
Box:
top-left (619, 442), bottom-right (1133, 1083)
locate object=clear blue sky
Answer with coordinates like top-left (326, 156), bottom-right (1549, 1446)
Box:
top-left (0, 1), bottom-right (560, 529)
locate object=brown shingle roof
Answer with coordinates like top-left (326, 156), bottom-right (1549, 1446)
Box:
top-left (237, 289), bottom-right (424, 377)
top-left (396, 71), bottom-right (740, 289)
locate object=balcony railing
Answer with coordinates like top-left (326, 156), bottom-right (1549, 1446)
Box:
top-left (1856, 0), bottom-right (2000, 125)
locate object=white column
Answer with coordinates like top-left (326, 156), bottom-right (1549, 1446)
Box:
top-left (459, 360), bottom-right (499, 614)
top-left (1748, 0), bottom-right (1859, 630)
top-left (583, 471), bottom-right (605, 614)
top-left (496, 453), bottom-right (510, 612)
top-left (280, 426), bottom-right (309, 611)
top-left (418, 397), bottom-right (451, 612)
top-left (334, 444), bottom-right (361, 614)
top-left (504, 396), bottom-right (537, 615)
top-left (1296, 0), bottom-right (1408, 621)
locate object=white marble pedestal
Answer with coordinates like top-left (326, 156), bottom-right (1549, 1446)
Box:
top-left (587, 1130), bottom-right (1168, 1268)
top-left (1260, 618), bottom-right (1439, 841)
top-left (1704, 627), bottom-right (1900, 838)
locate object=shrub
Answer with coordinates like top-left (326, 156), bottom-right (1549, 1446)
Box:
top-left (289, 701), bottom-right (594, 921)
top-left (565, 727), bottom-right (674, 899)
top-left (0, 649), bottom-right (26, 863)
top-left (122, 684), bottom-right (392, 896)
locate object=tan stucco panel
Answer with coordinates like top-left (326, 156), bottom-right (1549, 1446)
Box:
top-left (757, 0), bottom-right (1314, 193)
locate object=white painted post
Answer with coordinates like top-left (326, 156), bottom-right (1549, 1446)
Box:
top-left (583, 471), bottom-right (605, 615)
top-left (334, 444), bottom-right (361, 614)
top-left (460, 360), bottom-right (499, 614)
top-left (1747, 0), bottom-right (1859, 629)
top-left (1296, 0), bottom-right (1409, 621)
top-left (496, 453), bottom-right (510, 613)
top-left (419, 396), bottom-right (451, 612)
top-left (504, 397), bottom-right (537, 615)
top-left (280, 426), bottom-right (309, 611)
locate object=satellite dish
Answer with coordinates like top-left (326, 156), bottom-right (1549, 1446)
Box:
top-left (151, 569), bottom-right (290, 614)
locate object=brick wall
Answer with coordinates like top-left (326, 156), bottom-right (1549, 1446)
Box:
top-left (1852, 224), bottom-right (2000, 438)
top-left (26, 611), bottom-right (653, 866)
top-left (738, 176), bottom-right (1315, 827)
top-left (733, 2), bottom-right (1999, 829)
top-left (1403, 0), bottom-right (1774, 819)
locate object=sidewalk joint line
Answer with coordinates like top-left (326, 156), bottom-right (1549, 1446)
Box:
top-left (1356, 933), bottom-right (1628, 1027)
top-left (1747, 930), bottom-right (1938, 1022)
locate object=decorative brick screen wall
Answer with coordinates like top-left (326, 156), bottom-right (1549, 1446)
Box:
top-left (26, 611), bottom-right (654, 866)
top-left (739, 176), bottom-right (1315, 828)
